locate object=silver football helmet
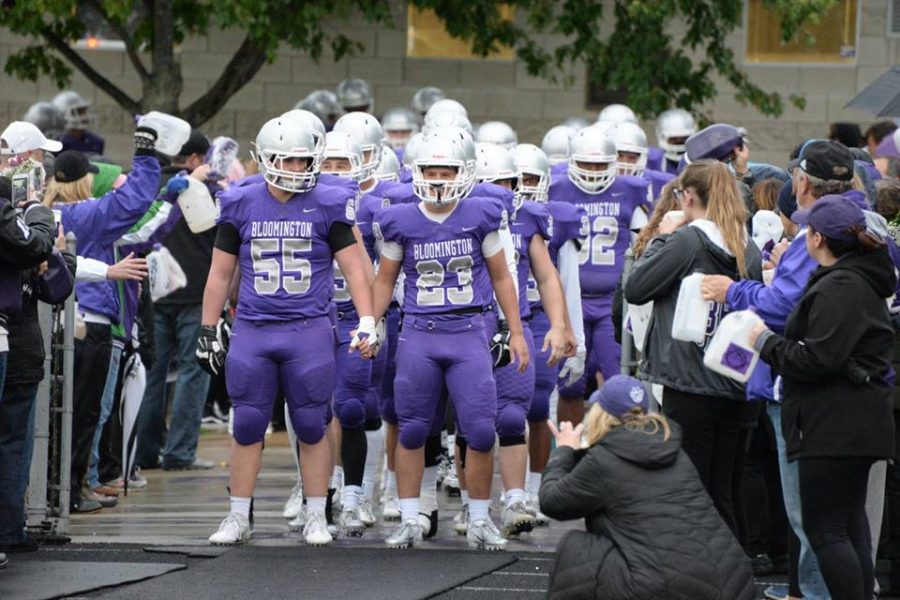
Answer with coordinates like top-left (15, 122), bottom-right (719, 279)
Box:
top-left (52, 90), bottom-right (93, 130)
top-left (23, 102), bottom-right (65, 141)
top-left (513, 143), bottom-right (551, 203)
top-left (597, 104), bottom-right (637, 125)
top-left (295, 91), bottom-right (341, 127)
top-left (413, 134), bottom-right (474, 206)
top-left (541, 126), bottom-right (573, 165)
top-left (337, 78), bottom-right (373, 111)
top-left (475, 143), bottom-right (518, 183)
top-left (381, 107), bottom-right (420, 150)
top-left (609, 122), bottom-right (649, 177)
top-left (253, 116), bottom-right (321, 193)
top-left (475, 121), bottom-right (518, 150)
top-left (410, 87), bottom-right (447, 117)
top-left (374, 146), bottom-right (401, 182)
top-left (567, 125), bottom-right (617, 195)
top-left (424, 98), bottom-right (468, 122)
top-left (563, 117), bottom-right (591, 132)
top-left (321, 131), bottom-right (365, 181)
top-left (280, 109), bottom-right (327, 156)
top-left (333, 112), bottom-right (384, 180)
top-left (423, 110), bottom-right (474, 136)
top-left (403, 132), bottom-right (425, 169)
top-left (656, 108), bottom-right (697, 162)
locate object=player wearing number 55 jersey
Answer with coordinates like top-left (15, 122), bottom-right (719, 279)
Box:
top-left (372, 133), bottom-right (529, 551)
top-left (549, 124), bottom-right (650, 425)
top-left (199, 116), bottom-right (376, 548)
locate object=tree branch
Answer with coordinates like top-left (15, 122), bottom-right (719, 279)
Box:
top-left (181, 35), bottom-right (267, 126)
top-left (40, 27), bottom-right (140, 113)
top-left (83, 0), bottom-right (149, 81)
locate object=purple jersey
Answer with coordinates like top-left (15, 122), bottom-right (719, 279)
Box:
top-left (528, 201), bottom-right (588, 313)
top-left (60, 130), bottom-right (105, 156)
top-left (355, 181), bottom-right (414, 262)
top-left (218, 180), bottom-right (355, 321)
top-left (510, 202), bottom-right (551, 319)
top-left (647, 147), bottom-right (680, 175)
top-left (644, 168), bottom-right (675, 201)
top-left (549, 175), bottom-right (650, 295)
top-left (375, 198), bottom-right (507, 316)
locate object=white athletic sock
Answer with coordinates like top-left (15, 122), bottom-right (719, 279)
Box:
top-left (460, 490), bottom-right (469, 506)
top-left (330, 466), bottom-right (344, 490)
top-left (526, 472), bottom-right (541, 497)
top-left (230, 496), bottom-right (251, 519)
top-left (420, 466), bottom-right (438, 512)
top-left (506, 488), bottom-right (527, 507)
top-left (399, 497), bottom-right (420, 522)
top-left (385, 470), bottom-right (397, 496)
top-left (306, 496), bottom-right (326, 516)
top-left (343, 485), bottom-right (362, 509)
top-left (469, 499), bottom-right (490, 522)
top-left (363, 429), bottom-right (383, 501)
top-left (447, 434), bottom-right (456, 459)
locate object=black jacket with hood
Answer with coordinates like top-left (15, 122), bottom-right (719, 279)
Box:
top-left (760, 248), bottom-right (897, 460)
top-left (624, 223), bottom-right (762, 400)
top-left (540, 422), bottom-right (754, 600)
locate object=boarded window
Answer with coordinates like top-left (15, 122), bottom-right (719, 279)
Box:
top-left (745, 0), bottom-right (858, 64)
top-left (406, 4), bottom-right (514, 60)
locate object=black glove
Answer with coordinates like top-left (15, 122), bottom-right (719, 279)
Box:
top-left (134, 126), bottom-right (158, 156)
top-left (489, 320), bottom-right (512, 370)
top-left (196, 324), bottom-right (226, 376)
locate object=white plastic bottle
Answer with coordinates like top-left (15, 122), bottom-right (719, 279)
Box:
top-left (703, 310), bottom-right (763, 382)
top-left (671, 272), bottom-right (711, 344)
top-left (177, 177), bottom-right (219, 233)
top-left (136, 112), bottom-right (191, 157)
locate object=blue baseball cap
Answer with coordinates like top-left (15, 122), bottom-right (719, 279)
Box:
top-left (587, 375), bottom-right (649, 420)
top-left (791, 194), bottom-right (865, 241)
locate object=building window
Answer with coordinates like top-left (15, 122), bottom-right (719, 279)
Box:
top-left (406, 4), bottom-right (514, 60)
top-left (745, 0), bottom-right (858, 64)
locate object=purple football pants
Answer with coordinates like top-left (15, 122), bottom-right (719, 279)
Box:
top-left (226, 317), bottom-right (335, 446)
top-left (393, 314), bottom-right (497, 452)
top-left (558, 294), bottom-right (620, 398)
top-left (482, 310), bottom-right (535, 439)
top-left (529, 308), bottom-right (555, 421)
top-left (378, 305), bottom-right (401, 425)
top-left (334, 309), bottom-right (377, 428)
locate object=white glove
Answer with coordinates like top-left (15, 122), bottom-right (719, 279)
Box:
top-left (350, 315), bottom-right (380, 354)
top-left (558, 349), bottom-right (586, 388)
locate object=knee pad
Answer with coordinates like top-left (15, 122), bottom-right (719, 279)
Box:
top-left (379, 395), bottom-right (398, 426)
top-left (465, 422), bottom-right (496, 453)
top-left (399, 420), bottom-right (429, 450)
top-left (527, 394), bottom-right (550, 422)
top-left (334, 397), bottom-right (366, 429)
top-left (288, 406), bottom-right (328, 445)
top-left (495, 405), bottom-right (526, 439)
top-left (232, 405), bottom-right (269, 446)
top-left (424, 434), bottom-right (442, 467)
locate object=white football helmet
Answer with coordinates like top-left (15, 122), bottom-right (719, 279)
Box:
top-left (280, 109), bottom-right (326, 156)
top-left (253, 116), bottom-right (321, 193)
top-left (337, 78), bottom-right (373, 111)
top-left (475, 143), bottom-right (518, 183)
top-left (513, 143), bottom-right (551, 203)
top-left (23, 102), bottom-right (65, 141)
top-left (609, 122), bottom-right (649, 177)
top-left (381, 107), bottom-right (419, 150)
top-left (52, 90), bottom-right (93, 130)
top-left (563, 117), bottom-right (591, 132)
top-left (429, 126), bottom-right (476, 187)
top-left (597, 104), bottom-right (637, 125)
top-left (424, 98), bottom-right (468, 122)
top-left (410, 87), bottom-right (446, 117)
top-left (475, 121), bottom-right (518, 150)
top-left (374, 146), bottom-right (401, 182)
top-left (321, 131), bottom-right (364, 181)
top-left (567, 125), bottom-right (617, 195)
top-left (423, 111), bottom-right (474, 136)
top-left (333, 112), bottom-right (384, 180)
top-left (542, 126), bottom-right (574, 165)
top-left (295, 90), bottom-right (341, 127)
top-left (656, 108), bottom-right (697, 162)
top-left (413, 134), bottom-right (474, 207)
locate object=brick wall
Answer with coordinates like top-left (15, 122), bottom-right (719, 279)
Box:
top-left (0, 0), bottom-right (896, 168)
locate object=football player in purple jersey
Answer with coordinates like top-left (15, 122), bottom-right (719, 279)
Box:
top-left (549, 125), bottom-right (651, 426)
top-left (514, 143), bottom-right (588, 523)
top-left (199, 116), bottom-right (377, 547)
top-left (609, 121), bottom-right (676, 201)
top-left (371, 134), bottom-right (529, 550)
top-left (647, 109), bottom-right (697, 175)
top-left (472, 143), bottom-right (571, 538)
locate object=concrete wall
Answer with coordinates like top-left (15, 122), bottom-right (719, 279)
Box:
top-left (0, 0), bottom-right (896, 167)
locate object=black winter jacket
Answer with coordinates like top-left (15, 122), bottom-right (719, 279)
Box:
top-left (624, 224), bottom-right (762, 400)
top-left (540, 423), bottom-right (754, 600)
top-left (760, 249), bottom-right (896, 460)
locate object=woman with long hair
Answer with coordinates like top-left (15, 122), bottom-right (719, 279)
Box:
top-left (539, 375), bottom-right (753, 599)
top-left (624, 160), bottom-right (761, 534)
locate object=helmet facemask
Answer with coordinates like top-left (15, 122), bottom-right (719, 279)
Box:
top-left (254, 146), bottom-right (320, 193)
top-left (568, 156), bottom-right (616, 194)
top-left (413, 161), bottom-right (468, 207)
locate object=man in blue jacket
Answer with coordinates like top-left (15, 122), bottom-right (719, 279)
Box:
top-left (701, 140), bottom-right (856, 600)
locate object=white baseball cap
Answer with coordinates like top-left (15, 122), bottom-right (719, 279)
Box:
top-left (1, 121), bottom-right (63, 155)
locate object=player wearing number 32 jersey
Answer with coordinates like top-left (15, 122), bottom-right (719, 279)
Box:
top-left (549, 125), bottom-right (650, 424)
top-left (199, 115), bottom-right (376, 548)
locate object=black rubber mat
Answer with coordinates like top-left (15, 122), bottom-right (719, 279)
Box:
top-left (0, 560), bottom-right (185, 600)
top-left (143, 545), bottom-right (231, 558)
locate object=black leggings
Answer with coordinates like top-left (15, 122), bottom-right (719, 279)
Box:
top-left (799, 457), bottom-right (874, 600)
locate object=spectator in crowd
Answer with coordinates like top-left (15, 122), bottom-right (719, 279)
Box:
top-left (876, 179), bottom-right (900, 222)
top-left (540, 375), bottom-right (754, 599)
top-left (136, 131), bottom-right (216, 471)
top-left (752, 178), bottom-right (784, 213)
top-left (829, 122), bottom-right (864, 149)
top-left (866, 121), bottom-right (898, 157)
top-left (43, 126), bottom-right (163, 513)
top-left (624, 160), bottom-right (762, 536)
top-left (0, 175), bottom-right (58, 555)
top-left (751, 195), bottom-right (896, 600)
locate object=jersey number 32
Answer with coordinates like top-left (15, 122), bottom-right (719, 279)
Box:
top-left (578, 216), bottom-right (618, 267)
